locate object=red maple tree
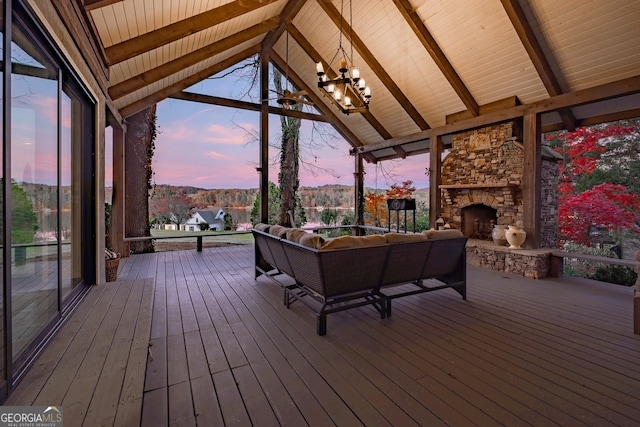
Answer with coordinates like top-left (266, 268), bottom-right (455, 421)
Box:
top-left (558, 183), bottom-right (640, 245)
top-left (549, 121), bottom-right (640, 245)
top-left (549, 122), bottom-right (637, 196)
top-left (364, 180), bottom-right (415, 227)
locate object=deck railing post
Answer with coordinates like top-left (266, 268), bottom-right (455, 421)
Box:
top-left (197, 236), bottom-right (202, 252)
top-left (634, 250), bottom-right (640, 335)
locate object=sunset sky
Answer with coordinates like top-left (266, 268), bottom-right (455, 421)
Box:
top-left (112, 58), bottom-right (432, 191)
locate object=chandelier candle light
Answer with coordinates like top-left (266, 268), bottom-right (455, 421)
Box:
top-left (315, 0), bottom-right (371, 114)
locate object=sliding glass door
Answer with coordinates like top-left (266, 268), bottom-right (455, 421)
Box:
top-left (0, 1), bottom-right (96, 390)
top-left (1, 0), bottom-right (5, 394)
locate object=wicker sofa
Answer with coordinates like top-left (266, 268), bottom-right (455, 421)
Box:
top-left (253, 225), bottom-right (468, 335)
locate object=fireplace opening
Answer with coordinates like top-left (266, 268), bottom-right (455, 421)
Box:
top-left (462, 204), bottom-right (497, 240)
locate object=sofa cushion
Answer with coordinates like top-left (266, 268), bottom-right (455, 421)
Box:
top-left (254, 223), bottom-right (271, 232)
top-left (286, 228), bottom-right (308, 243)
top-left (423, 229), bottom-right (464, 240)
top-left (321, 234), bottom-right (386, 250)
top-left (299, 233), bottom-right (325, 249)
top-left (385, 232), bottom-right (429, 243)
top-left (268, 224), bottom-right (289, 238)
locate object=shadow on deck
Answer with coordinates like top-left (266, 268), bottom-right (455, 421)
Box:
top-left (7, 245), bottom-right (640, 426)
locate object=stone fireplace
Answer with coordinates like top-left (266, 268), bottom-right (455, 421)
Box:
top-left (462, 204), bottom-right (497, 240)
top-left (439, 120), bottom-right (561, 248)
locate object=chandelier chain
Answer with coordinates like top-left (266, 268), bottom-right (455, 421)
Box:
top-left (314, 0), bottom-right (371, 114)
top-left (349, 0), bottom-right (354, 66)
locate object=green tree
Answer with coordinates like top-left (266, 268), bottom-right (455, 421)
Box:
top-left (251, 182), bottom-right (280, 225)
top-left (274, 67), bottom-right (303, 227)
top-left (0, 179), bottom-right (39, 244)
top-left (251, 181), bottom-right (305, 226)
top-left (224, 213), bottom-right (234, 231)
top-left (321, 207), bottom-right (339, 226)
top-left (125, 106), bottom-right (157, 253)
top-left (414, 201), bottom-right (430, 232)
top-left (340, 210), bottom-right (355, 226)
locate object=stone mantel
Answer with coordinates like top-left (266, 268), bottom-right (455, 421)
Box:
top-left (439, 182), bottom-right (519, 189)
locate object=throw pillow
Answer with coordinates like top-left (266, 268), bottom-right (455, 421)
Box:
top-left (385, 232), bottom-right (429, 243)
top-left (423, 229), bottom-right (464, 240)
top-left (321, 234), bottom-right (386, 250)
top-left (299, 233), bottom-right (325, 249)
top-left (269, 224), bottom-right (289, 238)
top-left (286, 228), bottom-right (308, 243)
top-left (254, 223), bottom-right (271, 232)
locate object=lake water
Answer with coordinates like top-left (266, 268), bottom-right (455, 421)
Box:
top-left (223, 206), bottom-right (353, 229)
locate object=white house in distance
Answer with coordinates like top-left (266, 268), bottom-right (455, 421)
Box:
top-left (181, 208), bottom-right (226, 232)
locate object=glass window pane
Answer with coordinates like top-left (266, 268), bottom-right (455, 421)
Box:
top-left (0, 0), bottom-right (6, 385)
top-left (10, 23), bottom-right (60, 360)
top-left (61, 90), bottom-right (82, 299)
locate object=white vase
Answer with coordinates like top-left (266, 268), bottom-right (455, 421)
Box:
top-left (492, 224), bottom-right (508, 246)
top-left (505, 225), bottom-right (526, 249)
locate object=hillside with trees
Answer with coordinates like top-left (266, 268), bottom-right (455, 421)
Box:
top-left (147, 183), bottom-right (428, 223)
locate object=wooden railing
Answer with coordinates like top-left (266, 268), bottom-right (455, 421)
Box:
top-left (549, 250), bottom-right (640, 278)
top-left (124, 231), bottom-right (251, 252)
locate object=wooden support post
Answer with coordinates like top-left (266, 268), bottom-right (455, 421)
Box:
top-left (635, 250), bottom-right (640, 334)
top-left (522, 112), bottom-right (542, 249)
top-left (634, 290), bottom-right (640, 335)
top-left (259, 51), bottom-right (270, 224)
top-left (549, 255), bottom-right (563, 278)
top-left (354, 151), bottom-right (364, 235)
top-left (197, 236), bottom-right (202, 252)
top-left (111, 123), bottom-right (126, 257)
top-left (429, 135), bottom-right (443, 228)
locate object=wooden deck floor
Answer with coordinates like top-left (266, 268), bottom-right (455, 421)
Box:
top-left (8, 244), bottom-right (640, 426)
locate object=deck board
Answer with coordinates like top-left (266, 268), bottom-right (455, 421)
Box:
top-left (7, 244), bottom-right (640, 426)
top-left (6, 278), bottom-right (153, 427)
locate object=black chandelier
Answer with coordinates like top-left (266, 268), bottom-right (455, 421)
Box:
top-left (315, 0), bottom-right (371, 114)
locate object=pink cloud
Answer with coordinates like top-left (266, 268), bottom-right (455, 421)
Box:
top-left (161, 125), bottom-right (198, 142)
top-left (205, 150), bottom-right (233, 160)
top-left (204, 124), bottom-right (254, 145)
top-left (152, 98), bottom-right (432, 190)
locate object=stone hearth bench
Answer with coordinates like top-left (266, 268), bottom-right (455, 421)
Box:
top-left (253, 225), bottom-right (467, 335)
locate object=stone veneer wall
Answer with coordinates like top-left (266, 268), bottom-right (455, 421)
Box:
top-left (540, 158), bottom-right (560, 248)
top-left (441, 121), bottom-right (524, 229)
top-left (440, 120), bottom-right (560, 249)
top-left (466, 240), bottom-right (553, 279)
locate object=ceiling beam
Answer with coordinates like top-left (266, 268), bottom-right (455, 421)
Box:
top-left (542, 108), bottom-right (640, 133)
top-left (53, 0), bottom-right (109, 85)
top-left (169, 91), bottom-right (331, 123)
top-left (500, 0), bottom-right (577, 131)
top-left (359, 74), bottom-right (640, 154)
top-left (393, 0), bottom-right (479, 117)
top-left (104, 0), bottom-right (278, 66)
top-left (528, 75), bottom-right (640, 114)
top-left (288, 23), bottom-right (393, 140)
top-left (316, 0), bottom-right (430, 131)
top-left (119, 45), bottom-right (260, 118)
top-left (392, 146), bottom-right (408, 158)
top-left (83, 0), bottom-right (123, 11)
top-left (270, 49), bottom-right (377, 163)
top-left (262, 0), bottom-right (306, 51)
top-left (109, 18), bottom-right (279, 100)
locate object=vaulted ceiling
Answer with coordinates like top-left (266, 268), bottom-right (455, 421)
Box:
top-left (77, 0), bottom-right (640, 161)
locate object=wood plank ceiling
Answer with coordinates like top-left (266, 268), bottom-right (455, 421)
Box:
top-left (84, 0), bottom-right (640, 161)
